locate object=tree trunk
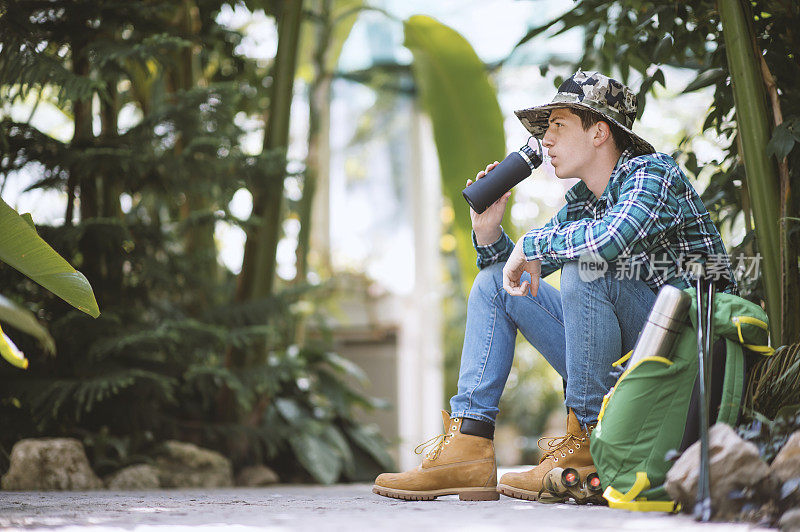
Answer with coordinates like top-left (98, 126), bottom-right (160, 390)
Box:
top-left (308, 74), bottom-right (332, 275)
top-left (69, 34), bottom-right (95, 223)
top-left (174, 0), bottom-right (218, 299)
top-left (758, 55), bottom-right (800, 344)
top-left (100, 78), bottom-right (121, 219)
top-left (237, 0), bottom-right (305, 301)
top-left (294, 0), bottom-right (333, 284)
top-left (718, 0), bottom-right (782, 343)
top-left (221, 0), bottom-right (305, 418)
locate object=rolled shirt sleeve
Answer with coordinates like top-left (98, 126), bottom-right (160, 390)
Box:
top-left (472, 227), bottom-right (514, 269)
top-left (522, 161), bottom-right (680, 265)
top-left (472, 223), bottom-right (560, 277)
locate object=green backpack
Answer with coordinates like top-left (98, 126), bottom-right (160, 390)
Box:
top-left (589, 289), bottom-right (773, 512)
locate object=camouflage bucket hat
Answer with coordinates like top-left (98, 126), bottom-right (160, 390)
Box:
top-left (514, 70), bottom-right (655, 156)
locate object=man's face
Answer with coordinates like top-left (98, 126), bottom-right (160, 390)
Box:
top-left (541, 108), bottom-right (595, 179)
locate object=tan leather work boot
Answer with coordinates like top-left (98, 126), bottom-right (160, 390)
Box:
top-left (372, 411), bottom-right (499, 501)
top-left (497, 408), bottom-right (596, 501)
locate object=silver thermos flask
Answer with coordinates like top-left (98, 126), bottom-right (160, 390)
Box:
top-left (627, 285), bottom-right (692, 368)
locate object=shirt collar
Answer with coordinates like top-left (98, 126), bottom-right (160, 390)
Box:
top-left (612, 147), bottom-right (636, 175)
top-left (563, 147), bottom-right (637, 204)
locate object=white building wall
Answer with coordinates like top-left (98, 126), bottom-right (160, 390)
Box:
top-left (397, 105), bottom-right (444, 470)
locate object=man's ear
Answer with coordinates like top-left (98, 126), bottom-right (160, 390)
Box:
top-left (593, 121), bottom-right (612, 147)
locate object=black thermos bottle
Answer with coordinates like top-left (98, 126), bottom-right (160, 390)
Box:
top-left (462, 137), bottom-right (544, 214)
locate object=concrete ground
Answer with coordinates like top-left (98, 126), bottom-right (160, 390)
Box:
top-left (0, 483), bottom-right (771, 531)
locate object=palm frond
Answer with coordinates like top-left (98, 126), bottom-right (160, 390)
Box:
top-left (745, 343), bottom-right (800, 420)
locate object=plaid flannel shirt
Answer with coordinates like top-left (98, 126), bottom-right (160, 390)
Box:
top-left (472, 148), bottom-right (737, 294)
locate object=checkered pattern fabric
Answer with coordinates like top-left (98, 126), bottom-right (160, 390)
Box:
top-left (473, 149), bottom-right (737, 294)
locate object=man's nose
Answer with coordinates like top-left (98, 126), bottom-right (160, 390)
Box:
top-left (542, 129), bottom-right (554, 149)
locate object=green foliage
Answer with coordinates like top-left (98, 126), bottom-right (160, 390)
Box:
top-left (0, 0), bottom-right (176, 105)
top-left (0, 294), bottom-right (55, 355)
top-left (738, 403), bottom-right (800, 463)
top-left (404, 15), bottom-right (508, 295)
top-left (296, 0), bottom-right (364, 82)
top-left (768, 117), bottom-right (800, 161)
top-left (0, 196), bottom-right (99, 317)
top-left (745, 343), bottom-right (800, 421)
top-left (718, 0), bottom-right (782, 342)
top-left (0, 0), bottom-right (393, 484)
top-left (0, 220), bottom-right (393, 482)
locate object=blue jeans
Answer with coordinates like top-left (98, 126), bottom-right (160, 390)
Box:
top-left (449, 260), bottom-right (658, 428)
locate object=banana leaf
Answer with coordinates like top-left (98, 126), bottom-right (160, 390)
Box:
top-left (0, 294), bottom-right (56, 354)
top-left (296, 0), bottom-right (363, 83)
top-left (404, 15), bottom-right (507, 295)
top-left (0, 196), bottom-right (100, 318)
top-left (0, 324), bottom-right (29, 369)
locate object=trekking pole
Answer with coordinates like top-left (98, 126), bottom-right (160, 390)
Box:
top-left (693, 267), bottom-right (713, 522)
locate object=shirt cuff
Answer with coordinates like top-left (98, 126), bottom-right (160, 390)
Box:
top-left (472, 227), bottom-right (514, 269)
top-left (472, 228), bottom-right (506, 251)
top-left (522, 229), bottom-right (544, 261)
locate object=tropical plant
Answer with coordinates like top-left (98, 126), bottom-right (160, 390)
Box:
top-left (745, 343), bottom-right (800, 421)
top-left (717, 0), bottom-right (781, 343)
top-left (0, 194), bottom-right (99, 369)
top-left (404, 14), bottom-right (509, 294)
top-left (0, 295), bottom-right (55, 357)
top-left (739, 343), bottom-right (800, 471)
top-left (0, 196), bottom-right (99, 317)
top-left (738, 402), bottom-right (800, 463)
top-left (0, 0), bottom-right (393, 483)
top-left (293, 0), bottom-right (363, 282)
top-left (236, 0), bottom-right (305, 302)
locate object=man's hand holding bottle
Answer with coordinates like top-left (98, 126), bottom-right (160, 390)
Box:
top-left (466, 162), bottom-right (542, 297)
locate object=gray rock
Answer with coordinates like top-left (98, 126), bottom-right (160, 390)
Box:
top-left (105, 464), bottom-right (160, 490)
top-left (780, 508), bottom-right (800, 531)
top-left (1, 438), bottom-right (103, 491)
top-left (236, 465), bottom-right (280, 486)
top-left (665, 423), bottom-right (776, 520)
top-left (155, 440), bottom-right (233, 488)
top-left (772, 431), bottom-right (800, 484)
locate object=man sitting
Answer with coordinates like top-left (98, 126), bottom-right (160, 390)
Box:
top-left (373, 70), bottom-right (735, 502)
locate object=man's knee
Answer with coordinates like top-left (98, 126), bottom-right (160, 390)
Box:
top-left (469, 263), bottom-right (504, 303)
top-left (560, 261), bottom-right (583, 297)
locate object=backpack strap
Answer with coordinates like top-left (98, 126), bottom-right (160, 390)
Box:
top-left (612, 350), bottom-right (633, 367)
top-left (603, 472), bottom-right (680, 512)
top-left (716, 338), bottom-right (746, 426)
top-left (731, 316), bottom-right (774, 355)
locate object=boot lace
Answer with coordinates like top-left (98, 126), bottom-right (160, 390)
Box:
top-left (537, 424), bottom-right (594, 463)
top-left (414, 421), bottom-right (458, 461)
top-left (537, 434), bottom-right (580, 462)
